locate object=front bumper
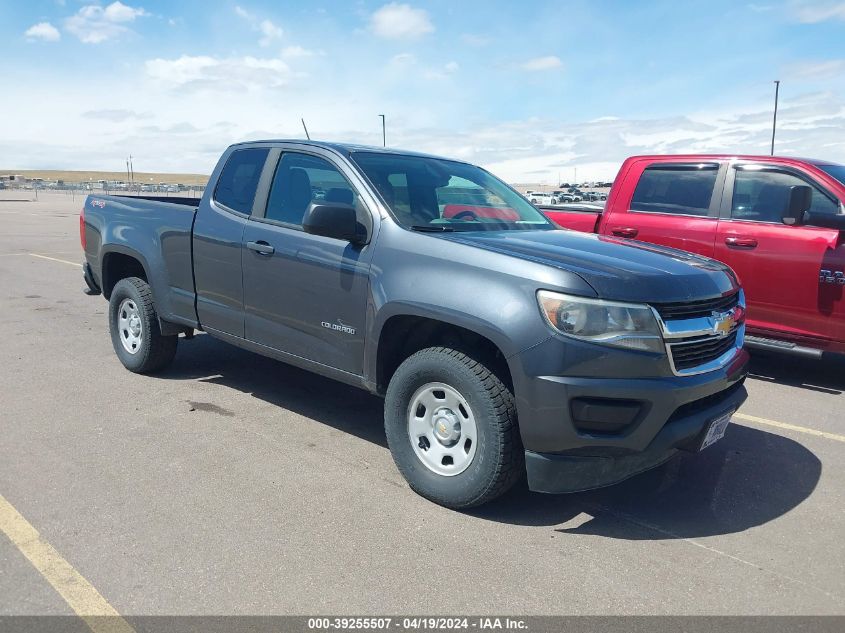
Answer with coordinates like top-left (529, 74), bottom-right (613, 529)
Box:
top-left (510, 335), bottom-right (749, 493)
top-left (525, 379), bottom-right (747, 493)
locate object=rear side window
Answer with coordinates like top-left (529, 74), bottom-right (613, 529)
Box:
top-left (214, 148), bottom-right (269, 214)
top-left (731, 168), bottom-right (839, 222)
top-left (630, 164), bottom-right (719, 216)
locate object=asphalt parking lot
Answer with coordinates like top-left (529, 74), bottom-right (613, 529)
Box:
top-left (1, 191), bottom-right (844, 617)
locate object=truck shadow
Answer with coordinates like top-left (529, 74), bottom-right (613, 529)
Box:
top-left (159, 333), bottom-right (388, 448)
top-left (472, 423), bottom-right (821, 537)
top-left (161, 334), bottom-right (821, 539)
top-left (747, 349), bottom-right (845, 394)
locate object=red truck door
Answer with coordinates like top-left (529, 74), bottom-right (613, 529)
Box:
top-left (714, 162), bottom-right (845, 347)
top-left (600, 161), bottom-right (724, 258)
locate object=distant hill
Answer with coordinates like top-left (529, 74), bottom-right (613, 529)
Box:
top-left (0, 169), bottom-right (209, 186)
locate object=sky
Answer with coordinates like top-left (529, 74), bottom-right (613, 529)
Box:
top-left (2, 0), bottom-right (845, 182)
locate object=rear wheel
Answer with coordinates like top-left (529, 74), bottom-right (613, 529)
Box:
top-left (384, 347), bottom-right (523, 509)
top-left (108, 277), bottom-right (177, 373)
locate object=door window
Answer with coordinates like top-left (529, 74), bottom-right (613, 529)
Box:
top-left (630, 164), bottom-right (719, 216)
top-left (213, 148), bottom-right (269, 214)
top-left (264, 153), bottom-right (359, 227)
top-left (731, 169), bottom-right (839, 223)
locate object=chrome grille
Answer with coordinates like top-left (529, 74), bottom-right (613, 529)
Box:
top-left (668, 331), bottom-right (739, 373)
top-left (653, 292), bottom-right (740, 320)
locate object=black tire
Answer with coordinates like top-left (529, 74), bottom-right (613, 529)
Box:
top-left (108, 277), bottom-right (177, 373)
top-left (384, 347), bottom-right (524, 509)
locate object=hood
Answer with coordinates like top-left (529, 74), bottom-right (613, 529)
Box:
top-left (440, 230), bottom-right (738, 303)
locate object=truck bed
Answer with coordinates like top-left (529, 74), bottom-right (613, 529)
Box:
top-left (82, 193), bottom-right (199, 330)
top-left (112, 194), bottom-right (200, 207)
top-left (539, 204), bottom-right (603, 233)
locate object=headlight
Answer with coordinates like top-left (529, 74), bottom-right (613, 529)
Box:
top-left (537, 290), bottom-right (664, 353)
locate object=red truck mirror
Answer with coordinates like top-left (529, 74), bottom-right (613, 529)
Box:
top-left (782, 185), bottom-right (813, 226)
top-left (803, 208), bottom-right (845, 230)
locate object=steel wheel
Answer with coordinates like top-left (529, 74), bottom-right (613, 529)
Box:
top-left (117, 298), bottom-right (143, 354)
top-left (407, 382), bottom-right (478, 476)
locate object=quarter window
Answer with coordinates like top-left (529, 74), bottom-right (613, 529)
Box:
top-left (265, 153), bottom-right (359, 226)
top-left (731, 169), bottom-right (839, 222)
top-left (213, 148), bottom-right (269, 214)
top-left (630, 165), bottom-right (719, 216)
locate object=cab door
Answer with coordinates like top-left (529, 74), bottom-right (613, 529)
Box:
top-left (601, 161), bottom-right (725, 258)
top-left (193, 146), bottom-right (270, 337)
top-left (241, 148), bottom-right (376, 375)
top-left (714, 163), bottom-right (845, 345)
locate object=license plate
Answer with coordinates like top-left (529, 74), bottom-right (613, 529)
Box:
top-left (700, 410), bottom-right (734, 450)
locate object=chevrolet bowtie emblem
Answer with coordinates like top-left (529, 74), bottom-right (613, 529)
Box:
top-left (711, 312), bottom-right (735, 337)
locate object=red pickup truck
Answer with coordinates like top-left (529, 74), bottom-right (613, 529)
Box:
top-left (542, 155), bottom-right (845, 357)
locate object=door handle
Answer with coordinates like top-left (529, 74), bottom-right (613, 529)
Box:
top-left (611, 227), bottom-right (639, 238)
top-left (246, 240), bottom-right (275, 255)
top-left (724, 236), bottom-right (757, 249)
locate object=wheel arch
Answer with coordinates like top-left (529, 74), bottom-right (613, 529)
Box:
top-left (100, 246), bottom-right (152, 300)
top-left (371, 311), bottom-right (515, 397)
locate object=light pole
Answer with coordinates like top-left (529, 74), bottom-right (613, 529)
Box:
top-left (771, 80), bottom-right (780, 156)
top-left (379, 114), bottom-right (386, 147)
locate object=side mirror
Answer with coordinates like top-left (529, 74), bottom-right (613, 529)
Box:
top-left (782, 185), bottom-right (812, 226)
top-left (302, 202), bottom-right (365, 244)
top-left (803, 207), bottom-right (845, 231)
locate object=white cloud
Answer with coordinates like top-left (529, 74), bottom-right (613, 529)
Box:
top-left (369, 3), bottom-right (434, 39)
top-left (82, 109), bottom-right (152, 122)
top-left (281, 45), bottom-right (319, 59)
top-left (65, 1), bottom-right (148, 43)
top-left (519, 56), bottom-right (563, 72)
top-left (387, 55), bottom-right (457, 80)
top-left (258, 19), bottom-right (283, 46)
top-left (103, 1), bottom-right (147, 22)
top-left (791, 0), bottom-right (845, 22)
top-left (390, 52), bottom-right (416, 66)
top-left (144, 54), bottom-right (293, 91)
top-left (25, 22), bottom-right (61, 42)
top-left (785, 59), bottom-right (845, 80)
top-left (423, 60), bottom-right (460, 80)
top-left (235, 6), bottom-right (283, 47)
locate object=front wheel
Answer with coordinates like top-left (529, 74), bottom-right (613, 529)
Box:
top-left (384, 347), bottom-right (524, 509)
top-left (108, 277), bottom-right (178, 373)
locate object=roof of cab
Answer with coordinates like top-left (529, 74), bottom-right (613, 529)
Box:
top-left (228, 139), bottom-right (450, 161)
top-left (624, 154), bottom-right (842, 167)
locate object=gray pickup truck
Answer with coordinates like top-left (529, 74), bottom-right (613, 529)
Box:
top-left (81, 140), bottom-right (749, 509)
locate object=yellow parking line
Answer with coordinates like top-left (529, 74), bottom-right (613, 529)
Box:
top-left (0, 493), bottom-right (135, 633)
top-left (735, 413), bottom-right (845, 443)
top-left (29, 253), bottom-right (81, 267)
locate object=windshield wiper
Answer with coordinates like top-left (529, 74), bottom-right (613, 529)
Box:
top-left (410, 225), bottom-right (454, 232)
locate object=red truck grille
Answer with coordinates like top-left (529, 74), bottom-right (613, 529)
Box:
top-left (653, 292), bottom-right (739, 321)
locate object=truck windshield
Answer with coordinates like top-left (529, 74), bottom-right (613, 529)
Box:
top-left (350, 151), bottom-right (554, 232)
top-left (819, 164), bottom-right (845, 188)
